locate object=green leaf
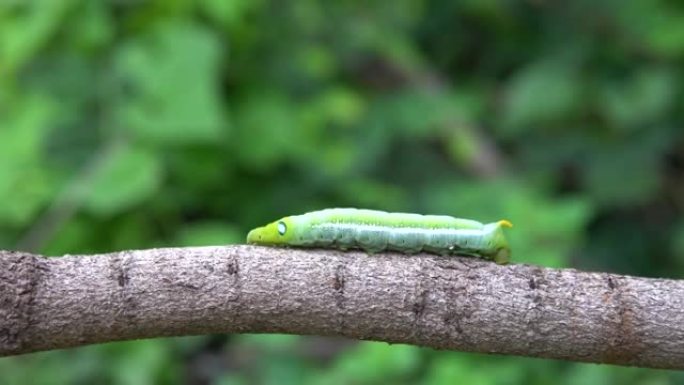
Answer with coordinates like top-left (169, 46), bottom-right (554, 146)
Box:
top-left (632, 6), bottom-right (684, 57)
top-left (114, 21), bottom-right (227, 144)
top-left (84, 145), bottom-right (163, 216)
top-left (0, 0), bottom-right (75, 75)
top-left (233, 90), bottom-right (303, 169)
top-left (600, 68), bottom-right (676, 129)
top-left (501, 58), bottom-right (583, 133)
top-left (296, 45), bottom-right (337, 80)
top-left (0, 95), bottom-right (56, 226)
top-left (104, 340), bottom-right (180, 385)
top-left (330, 342), bottom-right (422, 384)
top-left (199, 0), bottom-right (256, 28)
top-left (424, 355), bottom-right (489, 385)
top-left (64, 1), bottom-right (114, 51)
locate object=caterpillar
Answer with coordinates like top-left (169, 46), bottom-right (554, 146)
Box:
top-left (246, 208), bottom-right (513, 264)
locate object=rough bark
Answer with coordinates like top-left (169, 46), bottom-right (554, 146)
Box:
top-left (0, 246), bottom-right (682, 369)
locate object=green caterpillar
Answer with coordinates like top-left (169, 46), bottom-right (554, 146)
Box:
top-left (246, 208), bottom-right (513, 264)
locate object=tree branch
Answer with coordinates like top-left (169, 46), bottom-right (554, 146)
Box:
top-left (0, 246), bottom-right (682, 369)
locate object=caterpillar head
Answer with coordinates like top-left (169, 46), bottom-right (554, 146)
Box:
top-left (247, 216), bottom-right (297, 246)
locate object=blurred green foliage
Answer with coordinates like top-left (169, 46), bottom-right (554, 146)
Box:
top-left (2, 0), bottom-right (684, 384)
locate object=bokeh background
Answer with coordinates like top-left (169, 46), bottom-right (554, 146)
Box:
top-left (2, 0), bottom-right (684, 384)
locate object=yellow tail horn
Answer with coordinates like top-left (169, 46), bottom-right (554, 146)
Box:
top-left (498, 219), bottom-right (513, 228)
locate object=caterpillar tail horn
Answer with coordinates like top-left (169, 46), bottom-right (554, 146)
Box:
top-left (498, 219), bottom-right (513, 228)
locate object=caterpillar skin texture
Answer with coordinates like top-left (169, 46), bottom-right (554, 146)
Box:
top-left (246, 208), bottom-right (513, 264)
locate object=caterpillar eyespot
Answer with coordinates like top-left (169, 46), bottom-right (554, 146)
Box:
top-left (277, 221), bottom-right (287, 235)
top-left (246, 208), bottom-right (512, 264)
